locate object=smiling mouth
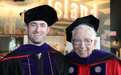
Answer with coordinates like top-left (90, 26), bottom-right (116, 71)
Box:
top-left (79, 50), bottom-right (86, 53)
top-left (34, 34), bottom-right (42, 37)
top-left (34, 34), bottom-right (41, 35)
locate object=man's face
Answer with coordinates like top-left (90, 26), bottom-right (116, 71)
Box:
top-left (72, 27), bottom-right (97, 58)
top-left (25, 20), bottom-right (50, 45)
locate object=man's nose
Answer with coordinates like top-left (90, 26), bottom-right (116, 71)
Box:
top-left (79, 41), bottom-right (86, 48)
top-left (36, 26), bottom-right (41, 32)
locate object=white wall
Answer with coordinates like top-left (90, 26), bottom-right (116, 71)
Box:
top-left (24, 35), bottom-right (28, 44)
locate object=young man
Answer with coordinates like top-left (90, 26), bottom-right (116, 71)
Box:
top-left (0, 5), bottom-right (68, 75)
top-left (65, 15), bottom-right (121, 75)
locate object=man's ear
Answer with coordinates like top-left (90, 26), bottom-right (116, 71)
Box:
top-left (24, 25), bottom-right (28, 33)
top-left (47, 27), bottom-right (50, 33)
top-left (93, 39), bottom-right (97, 49)
top-left (71, 39), bottom-right (73, 44)
top-left (71, 39), bottom-right (75, 48)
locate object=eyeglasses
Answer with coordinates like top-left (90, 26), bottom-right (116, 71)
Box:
top-left (73, 39), bottom-right (93, 45)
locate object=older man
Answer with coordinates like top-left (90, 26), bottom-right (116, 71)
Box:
top-left (65, 15), bottom-right (121, 75)
top-left (0, 5), bottom-right (68, 75)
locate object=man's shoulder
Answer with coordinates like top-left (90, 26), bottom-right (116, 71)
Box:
top-left (65, 51), bottom-right (75, 58)
top-left (92, 50), bottom-right (120, 64)
top-left (0, 56), bottom-right (21, 66)
top-left (49, 48), bottom-right (64, 56)
top-left (49, 49), bottom-right (66, 60)
top-left (0, 52), bottom-right (32, 64)
top-left (0, 55), bottom-right (24, 74)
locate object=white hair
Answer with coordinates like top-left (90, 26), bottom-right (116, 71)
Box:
top-left (72, 24), bottom-right (97, 41)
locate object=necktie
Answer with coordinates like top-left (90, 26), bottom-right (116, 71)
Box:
top-left (37, 53), bottom-right (41, 59)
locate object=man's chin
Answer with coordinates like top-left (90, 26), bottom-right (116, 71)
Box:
top-left (32, 41), bottom-right (41, 44)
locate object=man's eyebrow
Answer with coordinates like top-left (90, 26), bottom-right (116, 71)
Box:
top-left (29, 22), bottom-right (36, 25)
top-left (85, 37), bottom-right (92, 40)
top-left (74, 37), bottom-right (92, 39)
top-left (40, 23), bottom-right (46, 25)
top-left (74, 37), bottom-right (80, 39)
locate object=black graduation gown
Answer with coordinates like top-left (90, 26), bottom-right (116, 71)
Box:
top-left (0, 43), bottom-right (69, 75)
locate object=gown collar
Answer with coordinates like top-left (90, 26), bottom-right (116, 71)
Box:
top-left (67, 50), bottom-right (113, 65)
top-left (12, 43), bottom-right (52, 54)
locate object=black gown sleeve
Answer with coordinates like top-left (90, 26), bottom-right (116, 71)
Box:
top-left (54, 52), bottom-right (69, 75)
top-left (0, 58), bottom-right (25, 75)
